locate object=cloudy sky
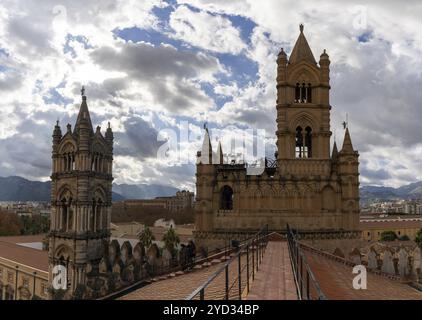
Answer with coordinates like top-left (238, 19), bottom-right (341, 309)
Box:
top-left (0, 0), bottom-right (422, 190)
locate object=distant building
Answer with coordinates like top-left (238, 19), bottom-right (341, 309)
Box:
top-left (0, 201), bottom-right (51, 217)
top-left (0, 235), bottom-right (49, 300)
top-left (112, 190), bottom-right (194, 214)
top-left (360, 218), bottom-right (422, 241)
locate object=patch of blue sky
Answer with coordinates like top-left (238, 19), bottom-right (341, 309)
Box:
top-left (63, 34), bottom-right (92, 58)
top-left (225, 14), bottom-right (257, 46)
top-left (200, 82), bottom-right (233, 109)
top-left (358, 31), bottom-right (372, 43)
top-left (0, 48), bottom-right (10, 72)
top-left (43, 82), bottom-right (72, 105)
top-left (113, 26), bottom-right (185, 49)
top-left (152, 0), bottom-right (177, 27)
top-left (0, 47), bottom-right (8, 57)
top-left (216, 53), bottom-right (259, 88)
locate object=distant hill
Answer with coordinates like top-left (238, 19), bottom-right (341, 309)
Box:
top-left (0, 176), bottom-right (179, 202)
top-left (360, 181), bottom-right (422, 203)
top-left (0, 176), bottom-right (51, 201)
top-left (112, 183), bottom-right (179, 200)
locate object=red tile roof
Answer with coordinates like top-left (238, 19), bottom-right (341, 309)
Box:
top-left (0, 236), bottom-right (48, 272)
top-left (360, 220), bottom-right (422, 230)
top-left (303, 245), bottom-right (422, 299)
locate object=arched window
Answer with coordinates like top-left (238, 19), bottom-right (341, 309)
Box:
top-left (301, 83), bottom-right (306, 103)
top-left (307, 83), bottom-right (312, 103)
top-left (295, 126), bottom-right (303, 158)
top-left (91, 199), bottom-right (96, 231)
top-left (295, 83), bottom-right (300, 102)
top-left (96, 199), bottom-right (103, 231)
top-left (71, 154), bottom-right (76, 170)
top-left (305, 126), bottom-right (312, 158)
top-left (67, 198), bottom-right (73, 231)
top-left (220, 186), bottom-right (233, 210)
top-left (61, 199), bottom-right (67, 232)
top-left (294, 83), bottom-right (312, 103)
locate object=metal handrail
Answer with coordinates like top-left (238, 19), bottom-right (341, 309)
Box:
top-left (186, 225), bottom-right (269, 300)
top-left (286, 224), bottom-right (326, 300)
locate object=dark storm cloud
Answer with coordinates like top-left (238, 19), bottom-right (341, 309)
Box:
top-left (331, 40), bottom-right (422, 150)
top-left (360, 166), bottom-right (391, 182)
top-left (0, 116), bottom-right (52, 179)
top-left (90, 42), bottom-right (220, 112)
top-left (114, 116), bottom-right (164, 159)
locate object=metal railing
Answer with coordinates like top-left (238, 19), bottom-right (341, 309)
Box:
top-left (186, 225), bottom-right (269, 300)
top-left (286, 224), bottom-right (327, 300)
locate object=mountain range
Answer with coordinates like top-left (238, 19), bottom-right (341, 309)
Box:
top-left (360, 181), bottom-right (422, 203)
top-left (0, 176), bottom-right (179, 202)
top-left (2, 175), bottom-right (422, 203)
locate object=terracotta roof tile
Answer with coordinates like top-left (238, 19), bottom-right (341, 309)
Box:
top-left (0, 239), bottom-right (48, 272)
top-left (303, 246), bottom-right (422, 300)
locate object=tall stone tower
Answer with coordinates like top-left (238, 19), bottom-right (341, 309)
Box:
top-left (276, 23), bottom-right (331, 161)
top-left (48, 89), bottom-right (114, 298)
top-left (194, 25), bottom-right (360, 251)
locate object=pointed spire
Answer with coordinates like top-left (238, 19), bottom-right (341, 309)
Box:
top-left (217, 141), bottom-right (224, 165)
top-left (105, 121), bottom-right (113, 144)
top-left (200, 125), bottom-right (212, 164)
top-left (53, 120), bottom-right (62, 145)
top-left (332, 141), bottom-right (338, 160)
top-left (74, 87), bottom-right (94, 136)
top-left (340, 128), bottom-right (355, 153)
top-left (289, 24), bottom-right (317, 65)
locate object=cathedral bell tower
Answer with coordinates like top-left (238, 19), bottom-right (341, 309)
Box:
top-left (276, 24), bottom-right (331, 161)
top-left (48, 88), bottom-right (114, 298)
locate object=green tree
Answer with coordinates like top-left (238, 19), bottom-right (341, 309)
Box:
top-left (380, 230), bottom-right (397, 241)
top-left (399, 234), bottom-right (410, 241)
top-left (0, 211), bottom-right (22, 236)
top-left (139, 226), bottom-right (155, 249)
top-left (162, 227), bottom-right (180, 252)
top-left (415, 229), bottom-right (422, 247)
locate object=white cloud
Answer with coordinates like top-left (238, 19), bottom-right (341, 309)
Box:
top-left (1, 0), bottom-right (422, 190)
top-left (169, 5), bottom-right (246, 54)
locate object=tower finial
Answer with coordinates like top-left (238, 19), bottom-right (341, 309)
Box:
top-left (299, 23), bottom-right (304, 33)
top-left (342, 113), bottom-right (349, 130)
top-left (81, 85), bottom-right (85, 97)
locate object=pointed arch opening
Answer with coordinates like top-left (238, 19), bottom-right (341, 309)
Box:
top-left (305, 126), bottom-right (312, 158)
top-left (220, 185), bottom-right (233, 210)
top-left (295, 126), bottom-right (303, 158)
top-left (295, 126), bottom-right (313, 158)
top-left (295, 83), bottom-right (312, 103)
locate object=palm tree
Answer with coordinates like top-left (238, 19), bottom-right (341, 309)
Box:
top-left (162, 226), bottom-right (180, 252)
top-left (139, 226), bottom-right (155, 249)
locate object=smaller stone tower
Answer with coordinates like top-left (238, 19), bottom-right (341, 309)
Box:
top-left (49, 88), bottom-right (114, 299)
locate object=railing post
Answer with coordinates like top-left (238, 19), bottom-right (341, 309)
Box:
top-left (200, 288), bottom-right (204, 300)
top-left (238, 253), bottom-right (242, 300)
top-left (252, 239), bottom-right (255, 280)
top-left (246, 244), bottom-right (250, 293)
top-left (225, 265), bottom-right (229, 300)
top-left (299, 253), bottom-right (303, 296)
top-left (256, 235), bottom-right (260, 271)
top-left (306, 271), bottom-right (310, 300)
